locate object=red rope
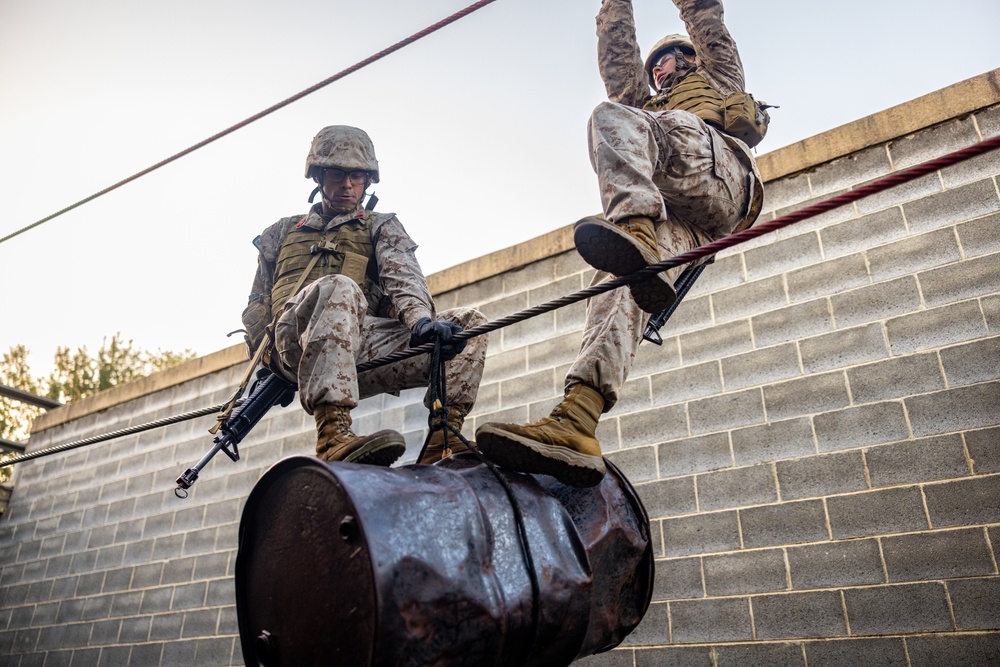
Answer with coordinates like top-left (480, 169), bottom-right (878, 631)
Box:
top-left (0, 0), bottom-right (499, 246)
top-left (358, 133), bottom-right (1000, 373)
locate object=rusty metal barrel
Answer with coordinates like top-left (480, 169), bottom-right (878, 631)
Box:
top-left (235, 453), bottom-right (653, 667)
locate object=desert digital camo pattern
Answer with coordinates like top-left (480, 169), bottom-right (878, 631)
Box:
top-left (248, 202), bottom-right (487, 418)
top-left (569, 0), bottom-right (762, 409)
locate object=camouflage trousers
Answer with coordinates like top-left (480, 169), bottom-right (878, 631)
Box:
top-left (565, 102), bottom-right (756, 409)
top-left (273, 274), bottom-right (488, 417)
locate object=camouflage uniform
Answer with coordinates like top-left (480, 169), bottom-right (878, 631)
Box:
top-left (569, 0), bottom-right (763, 409)
top-left (246, 203), bottom-right (487, 416)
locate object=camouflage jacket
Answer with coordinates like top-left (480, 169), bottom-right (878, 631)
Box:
top-left (244, 203), bottom-right (434, 344)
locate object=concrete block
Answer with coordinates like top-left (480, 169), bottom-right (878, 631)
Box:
top-left (752, 591), bottom-right (847, 640)
top-left (948, 576), bottom-right (1000, 630)
top-left (941, 336), bottom-right (1000, 387)
top-left (657, 432), bottom-right (732, 479)
top-left (813, 144), bottom-right (894, 195)
top-left (847, 353), bottom-right (945, 404)
top-left (804, 638), bottom-right (908, 667)
top-left (763, 372), bottom-right (850, 422)
top-left (887, 300), bottom-right (989, 356)
top-left (650, 361), bottom-right (722, 407)
top-left (662, 295), bottom-right (714, 337)
top-left (631, 335), bottom-right (681, 380)
top-left (503, 260), bottom-right (556, 295)
top-left (181, 608), bottom-right (220, 638)
top-left (787, 538), bottom-right (884, 589)
top-left (907, 381), bottom-right (1000, 437)
top-left (777, 450), bottom-right (869, 501)
top-left (703, 548), bottom-right (788, 595)
top-left (889, 115), bottom-right (980, 170)
top-left (827, 487), bottom-right (928, 539)
top-left (661, 510), bottom-right (740, 557)
top-left (651, 556), bottom-right (703, 601)
top-left (904, 178), bottom-right (1000, 234)
top-left (986, 294), bottom-right (1000, 335)
top-left (957, 211), bottom-right (1000, 259)
top-left (526, 332), bottom-right (582, 373)
top-left (820, 207), bottom-right (908, 260)
top-left (924, 476), bottom-right (1000, 528)
top-left (678, 319), bottom-right (754, 366)
top-left (636, 476), bottom-right (697, 520)
top-left (731, 418), bottom-right (816, 467)
top-left (921, 253), bottom-right (1000, 309)
top-left (575, 649), bottom-right (635, 667)
top-left (721, 343), bottom-right (801, 391)
top-left (669, 597), bottom-right (753, 643)
top-left (688, 388), bottom-right (766, 436)
top-left (861, 172), bottom-right (946, 217)
top-left (759, 171), bottom-right (811, 215)
top-left (528, 274), bottom-right (585, 310)
top-left (740, 499), bottom-right (828, 549)
top-left (814, 401), bottom-right (910, 452)
top-left (773, 191), bottom-right (857, 239)
top-left (606, 376), bottom-right (652, 416)
top-left (786, 254), bottom-right (870, 304)
top-left (689, 252), bottom-right (745, 295)
top-left (744, 233), bottom-right (822, 283)
top-left (499, 368), bottom-right (558, 407)
top-left (830, 276), bottom-right (921, 328)
top-left (752, 298), bottom-right (834, 349)
top-left (500, 311), bottom-right (556, 351)
top-left (843, 582), bottom-right (952, 634)
top-left (605, 445), bottom-right (657, 484)
top-left (967, 427), bottom-right (1000, 474)
top-left (867, 228), bottom-right (962, 283)
top-left (696, 463), bottom-right (778, 511)
top-left (716, 642), bottom-right (806, 667)
top-left (883, 527), bottom-right (994, 582)
top-left (619, 404), bottom-right (689, 450)
top-left (906, 633), bottom-right (1000, 667)
top-left (865, 435), bottom-right (970, 487)
top-left (555, 298), bottom-right (587, 335)
top-left (801, 324), bottom-right (889, 374)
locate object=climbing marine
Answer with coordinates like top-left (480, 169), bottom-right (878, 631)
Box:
top-left (475, 0), bottom-right (769, 487)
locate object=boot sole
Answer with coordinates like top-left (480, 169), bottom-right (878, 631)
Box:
top-left (630, 271), bottom-right (678, 313)
top-left (343, 432), bottom-right (406, 467)
top-left (574, 219), bottom-right (658, 277)
top-left (476, 424), bottom-right (606, 488)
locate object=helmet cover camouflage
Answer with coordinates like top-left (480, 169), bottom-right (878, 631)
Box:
top-left (304, 125), bottom-right (380, 183)
top-left (643, 33), bottom-right (695, 89)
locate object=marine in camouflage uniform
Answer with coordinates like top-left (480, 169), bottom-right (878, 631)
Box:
top-left (243, 126), bottom-right (488, 467)
top-left (477, 0), bottom-right (764, 487)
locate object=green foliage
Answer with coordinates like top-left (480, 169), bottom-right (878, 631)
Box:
top-left (0, 335), bottom-right (195, 484)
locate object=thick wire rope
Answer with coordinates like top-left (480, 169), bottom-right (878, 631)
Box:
top-left (0, 0), bottom-right (499, 246)
top-left (357, 133), bottom-right (1000, 374)
top-left (9, 133), bottom-right (1000, 464)
top-left (2, 401), bottom-right (243, 466)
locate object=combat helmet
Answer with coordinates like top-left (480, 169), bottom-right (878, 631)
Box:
top-left (305, 125), bottom-right (380, 183)
top-left (643, 33), bottom-right (695, 89)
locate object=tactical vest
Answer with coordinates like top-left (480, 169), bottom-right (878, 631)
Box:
top-left (644, 72), bottom-right (770, 148)
top-left (270, 214), bottom-right (388, 317)
top-left (644, 72), bottom-right (725, 128)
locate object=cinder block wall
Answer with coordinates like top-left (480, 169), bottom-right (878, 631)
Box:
top-left (2, 72), bottom-right (999, 666)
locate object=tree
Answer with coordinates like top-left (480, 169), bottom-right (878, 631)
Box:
top-left (0, 335), bottom-right (196, 484)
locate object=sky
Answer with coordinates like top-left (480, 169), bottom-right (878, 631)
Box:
top-left (0, 0), bottom-right (998, 379)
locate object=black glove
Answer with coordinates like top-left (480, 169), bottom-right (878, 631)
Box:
top-left (410, 317), bottom-right (467, 361)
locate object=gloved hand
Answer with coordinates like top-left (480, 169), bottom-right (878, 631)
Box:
top-left (410, 317), bottom-right (467, 361)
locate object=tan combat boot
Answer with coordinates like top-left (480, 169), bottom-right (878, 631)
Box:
top-left (475, 384), bottom-right (606, 487)
top-left (574, 215), bottom-right (677, 313)
top-left (418, 406), bottom-right (470, 464)
top-left (314, 404), bottom-right (405, 466)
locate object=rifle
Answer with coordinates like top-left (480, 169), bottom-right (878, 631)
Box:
top-left (642, 263), bottom-right (708, 345)
top-left (175, 369), bottom-right (296, 497)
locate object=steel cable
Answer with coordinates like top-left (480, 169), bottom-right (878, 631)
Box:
top-left (10, 134), bottom-right (1000, 463)
top-left (0, 0), bottom-right (499, 246)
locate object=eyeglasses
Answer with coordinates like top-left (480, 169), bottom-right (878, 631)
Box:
top-left (323, 168), bottom-right (369, 185)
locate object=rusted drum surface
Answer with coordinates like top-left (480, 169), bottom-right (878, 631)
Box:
top-left (235, 453), bottom-right (653, 667)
